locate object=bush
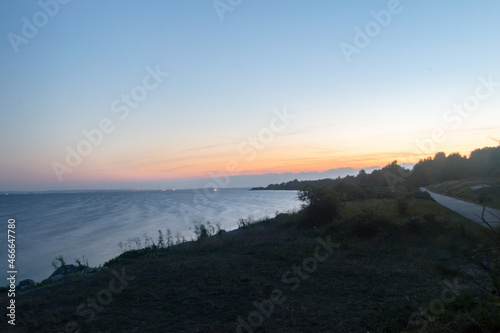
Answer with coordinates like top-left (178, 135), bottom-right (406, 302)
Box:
top-left (298, 186), bottom-right (342, 226)
top-left (350, 216), bottom-right (380, 239)
top-left (238, 217), bottom-right (256, 228)
top-left (396, 196), bottom-right (409, 216)
top-left (405, 216), bottom-right (423, 234)
top-left (194, 222), bottom-right (219, 242)
top-left (409, 190), bottom-right (434, 201)
top-left (334, 182), bottom-right (367, 201)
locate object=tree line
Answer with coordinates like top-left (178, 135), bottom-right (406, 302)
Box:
top-left (252, 146), bottom-right (500, 192)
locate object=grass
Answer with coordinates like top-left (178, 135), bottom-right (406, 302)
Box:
top-left (1, 195), bottom-right (498, 332)
top-left (428, 178), bottom-right (500, 209)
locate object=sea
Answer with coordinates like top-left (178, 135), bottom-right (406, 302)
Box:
top-left (0, 189), bottom-right (301, 283)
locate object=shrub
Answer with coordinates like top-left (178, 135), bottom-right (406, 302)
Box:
top-left (238, 217), bottom-right (256, 228)
top-left (405, 216), bottom-right (423, 234)
top-left (74, 256), bottom-right (89, 270)
top-left (194, 224), bottom-right (210, 241)
top-left (52, 255), bottom-right (69, 274)
top-left (423, 213), bottom-right (436, 224)
top-left (158, 230), bottom-right (165, 248)
top-left (194, 222), bottom-right (220, 242)
top-left (396, 196), bottom-right (409, 216)
top-left (409, 190), bottom-right (434, 201)
top-left (298, 186), bottom-right (342, 227)
top-left (334, 182), bottom-right (367, 201)
top-left (350, 216), bottom-right (380, 239)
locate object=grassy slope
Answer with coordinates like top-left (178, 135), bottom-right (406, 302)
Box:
top-left (1, 198), bottom-right (497, 332)
top-left (428, 178), bottom-right (500, 210)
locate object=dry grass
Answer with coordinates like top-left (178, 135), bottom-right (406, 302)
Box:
top-left (428, 178), bottom-right (500, 209)
top-left (0, 198), bottom-right (496, 332)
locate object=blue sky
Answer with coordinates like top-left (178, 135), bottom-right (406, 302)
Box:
top-left (1, 0), bottom-right (500, 190)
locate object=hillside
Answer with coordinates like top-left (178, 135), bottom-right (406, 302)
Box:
top-left (2, 190), bottom-right (499, 332)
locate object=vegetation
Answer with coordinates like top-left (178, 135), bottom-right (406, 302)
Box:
top-left (194, 222), bottom-right (221, 242)
top-left (2, 146), bottom-right (499, 331)
top-left (2, 182), bottom-right (499, 332)
top-left (297, 186), bottom-right (343, 226)
top-left (51, 255), bottom-right (67, 273)
top-left (252, 146), bottom-right (500, 194)
top-left (428, 178), bottom-right (500, 210)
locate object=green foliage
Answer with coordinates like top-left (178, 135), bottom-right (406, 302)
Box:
top-left (408, 190), bottom-right (434, 201)
top-left (158, 230), bottom-right (165, 248)
top-left (74, 256), bottom-right (89, 270)
top-left (51, 255), bottom-right (91, 276)
top-left (422, 213), bottom-right (436, 223)
top-left (333, 210), bottom-right (396, 240)
top-left (334, 183), bottom-right (367, 201)
top-left (396, 196), bottom-right (409, 216)
top-left (254, 146), bottom-right (500, 192)
top-left (405, 216), bottom-right (423, 234)
top-left (298, 186), bottom-right (342, 226)
top-left (409, 146), bottom-right (500, 187)
top-left (350, 216), bottom-right (383, 239)
top-left (165, 229), bottom-right (173, 247)
top-left (194, 222), bottom-right (220, 242)
top-left (52, 255), bottom-right (67, 273)
top-left (253, 163), bottom-right (412, 192)
top-left (238, 217), bottom-right (256, 228)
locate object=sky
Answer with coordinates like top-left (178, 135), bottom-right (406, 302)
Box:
top-left (1, 0), bottom-right (500, 191)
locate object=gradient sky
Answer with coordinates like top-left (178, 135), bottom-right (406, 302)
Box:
top-left (1, 0), bottom-right (500, 190)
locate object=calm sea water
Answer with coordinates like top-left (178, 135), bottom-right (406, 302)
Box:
top-left (0, 189), bottom-right (301, 283)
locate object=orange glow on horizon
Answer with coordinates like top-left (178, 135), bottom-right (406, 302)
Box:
top-left (56, 136), bottom-right (495, 185)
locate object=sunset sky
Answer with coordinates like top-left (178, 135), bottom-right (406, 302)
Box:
top-left (1, 1), bottom-right (500, 191)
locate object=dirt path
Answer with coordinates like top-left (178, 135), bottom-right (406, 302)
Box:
top-left (421, 188), bottom-right (500, 229)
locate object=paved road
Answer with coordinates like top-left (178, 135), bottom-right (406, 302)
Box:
top-left (421, 188), bottom-right (500, 229)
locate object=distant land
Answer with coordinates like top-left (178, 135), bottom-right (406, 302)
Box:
top-left (140, 164), bottom-right (415, 190)
top-left (187, 166), bottom-right (381, 188)
top-left (2, 164), bottom-right (420, 193)
top-left (2, 166), bottom-right (401, 193)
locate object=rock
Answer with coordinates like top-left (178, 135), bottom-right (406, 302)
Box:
top-left (50, 274), bottom-right (72, 282)
top-left (48, 264), bottom-right (79, 279)
top-left (17, 279), bottom-right (35, 290)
